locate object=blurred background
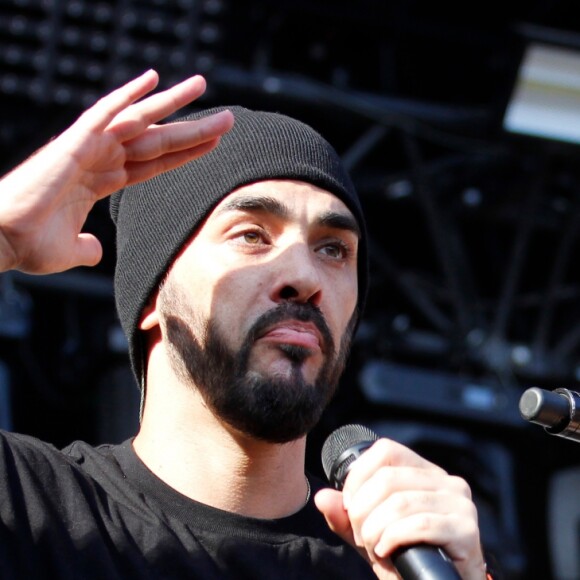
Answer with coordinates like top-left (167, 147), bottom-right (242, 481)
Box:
top-left (3, 1), bottom-right (580, 577)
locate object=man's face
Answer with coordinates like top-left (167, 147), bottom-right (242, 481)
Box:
top-left (155, 180), bottom-right (360, 443)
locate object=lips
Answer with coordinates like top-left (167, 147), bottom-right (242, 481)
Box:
top-left (258, 321), bottom-right (323, 351)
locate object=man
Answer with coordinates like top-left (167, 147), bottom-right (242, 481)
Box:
top-left (0, 71), bottom-right (488, 579)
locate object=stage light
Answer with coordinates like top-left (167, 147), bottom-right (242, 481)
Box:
top-left (0, 1), bottom-right (227, 106)
top-left (503, 41), bottom-right (580, 145)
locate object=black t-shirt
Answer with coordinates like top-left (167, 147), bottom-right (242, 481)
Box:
top-left (0, 431), bottom-right (375, 579)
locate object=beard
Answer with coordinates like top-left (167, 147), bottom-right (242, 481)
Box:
top-left (158, 282), bottom-right (356, 444)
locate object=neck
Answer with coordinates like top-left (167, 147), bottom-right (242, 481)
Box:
top-left (134, 360), bottom-right (310, 518)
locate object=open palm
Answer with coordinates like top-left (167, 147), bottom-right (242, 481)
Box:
top-left (0, 70), bottom-right (233, 274)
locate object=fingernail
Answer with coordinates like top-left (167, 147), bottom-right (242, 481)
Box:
top-left (375, 538), bottom-right (391, 559)
top-left (342, 490), bottom-right (351, 510)
top-left (374, 542), bottom-right (387, 558)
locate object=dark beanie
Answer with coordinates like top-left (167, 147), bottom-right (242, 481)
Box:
top-left (110, 105), bottom-right (368, 387)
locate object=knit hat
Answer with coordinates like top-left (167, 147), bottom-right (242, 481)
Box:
top-left (110, 105), bottom-right (368, 389)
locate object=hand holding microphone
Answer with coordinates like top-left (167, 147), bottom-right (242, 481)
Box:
top-left (314, 424), bottom-right (486, 580)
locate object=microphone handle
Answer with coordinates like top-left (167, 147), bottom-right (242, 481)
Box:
top-left (393, 544), bottom-right (461, 580)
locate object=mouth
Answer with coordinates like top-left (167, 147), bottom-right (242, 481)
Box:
top-left (257, 320), bottom-right (324, 353)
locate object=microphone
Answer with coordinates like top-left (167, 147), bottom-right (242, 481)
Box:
top-left (321, 424), bottom-right (461, 580)
top-left (519, 386), bottom-right (580, 443)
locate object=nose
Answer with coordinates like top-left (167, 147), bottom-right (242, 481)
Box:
top-left (270, 243), bottom-right (322, 307)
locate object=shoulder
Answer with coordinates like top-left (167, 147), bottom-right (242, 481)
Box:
top-left (0, 429), bottom-right (128, 487)
top-left (0, 429), bottom-right (69, 467)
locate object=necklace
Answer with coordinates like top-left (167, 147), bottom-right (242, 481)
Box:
top-left (304, 476), bottom-right (311, 505)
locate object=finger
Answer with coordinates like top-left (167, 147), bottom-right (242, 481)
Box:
top-left (357, 489), bottom-right (475, 559)
top-left (124, 110), bottom-right (234, 162)
top-left (72, 233), bottom-right (103, 268)
top-left (123, 137), bottom-right (226, 186)
top-left (342, 439), bottom-right (446, 508)
top-left (351, 467), bottom-right (470, 519)
top-left (348, 469), bottom-right (471, 549)
top-left (314, 488), bottom-right (355, 541)
top-left (373, 510), bottom-right (481, 563)
top-left (24, 233), bottom-right (104, 274)
top-left (315, 489), bottom-right (400, 578)
top-left (347, 469), bottom-right (436, 549)
top-left (85, 136), bottom-right (226, 198)
top-left (107, 75), bottom-right (209, 142)
top-left (73, 69), bottom-right (161, 135)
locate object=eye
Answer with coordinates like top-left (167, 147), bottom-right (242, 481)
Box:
top-left (318, 240), bottom-right (351, 260)
top-left (242, 231), bottom-right (262, 244)
top-left (230, 227), bottom-right (270, 249)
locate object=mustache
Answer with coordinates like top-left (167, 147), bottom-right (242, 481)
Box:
top-left (246, 302), bottom-right (334, 356)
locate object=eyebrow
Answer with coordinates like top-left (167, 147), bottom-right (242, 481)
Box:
top-left (218, 195), bottom-right (289, 219)
top-left (318, 211), bottom-right (361, 239)
top-left (217, 194), bottom-right (361, 238)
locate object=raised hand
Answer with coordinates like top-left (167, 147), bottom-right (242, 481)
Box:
top-left (314, 438), bottom-right (487, 579)
top-left (0, 70), bottom-right (234, 274)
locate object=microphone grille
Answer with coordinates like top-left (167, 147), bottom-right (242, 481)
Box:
top-left (321, 423), bottom-right (378, 481)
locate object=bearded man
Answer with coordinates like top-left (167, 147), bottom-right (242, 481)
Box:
top-left (0, 72), bottom-right (488, 579)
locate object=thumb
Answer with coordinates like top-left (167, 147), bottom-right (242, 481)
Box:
top-left (72, 234), bottom-right (103, 268)
top-left (315, 488), bottom-right (396, 580)
top-left (314, 488), bottom-right (356, 547)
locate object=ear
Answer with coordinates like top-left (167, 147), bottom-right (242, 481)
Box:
top-left (139, 290), bottom-right (161, 331)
